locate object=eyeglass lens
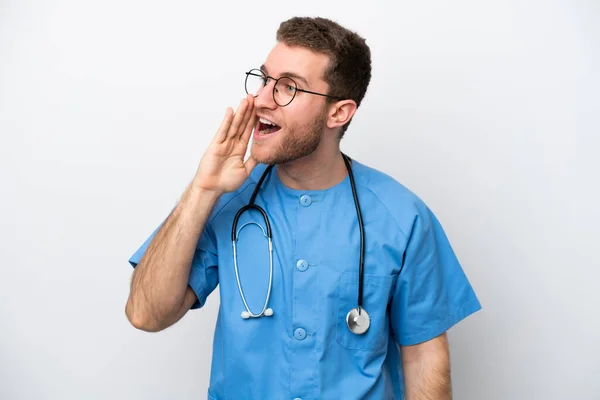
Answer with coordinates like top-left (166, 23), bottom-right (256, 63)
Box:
top-left (245, 70), bottom-right (297, 106)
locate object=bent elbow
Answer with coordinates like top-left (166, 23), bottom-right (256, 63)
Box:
top-left (125, 299), bottom-right (162, 332)
top-left (127, 314), bottom-right (159, 332)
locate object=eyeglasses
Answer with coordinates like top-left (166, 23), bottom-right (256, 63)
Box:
top-left (244, 68), bottom-right (345, 107)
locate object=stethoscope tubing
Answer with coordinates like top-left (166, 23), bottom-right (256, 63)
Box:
top-left (232, 221), bottom-right (274, 318)
top-left (342, 154), bottom-right (366, 315)
top-left (231, 153), bottom-right (369, 332)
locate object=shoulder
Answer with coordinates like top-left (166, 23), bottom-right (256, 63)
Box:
top-left (350, 157), bottom-right (433, 238)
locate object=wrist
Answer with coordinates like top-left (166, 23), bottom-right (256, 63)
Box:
top-left (187, 182), bottom-right (222, 204)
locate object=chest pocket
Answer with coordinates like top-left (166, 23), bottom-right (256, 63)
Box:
top-left (336, 271), bottom-right (394, 351)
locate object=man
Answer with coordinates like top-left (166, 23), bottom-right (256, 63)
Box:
top-left (126, 16), bottom-right (481, 400)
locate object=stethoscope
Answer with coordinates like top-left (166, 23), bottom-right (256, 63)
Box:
top-left (231, 153), bottom-right (371, 335)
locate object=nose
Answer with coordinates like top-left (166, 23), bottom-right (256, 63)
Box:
top-left (254, 79), bottom-right (278, 110)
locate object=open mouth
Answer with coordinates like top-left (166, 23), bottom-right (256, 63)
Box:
top-left (257, 117), bottom-right (281, 135)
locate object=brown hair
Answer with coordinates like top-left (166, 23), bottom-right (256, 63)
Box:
top-left (276, 17), bottom-right (372, 137)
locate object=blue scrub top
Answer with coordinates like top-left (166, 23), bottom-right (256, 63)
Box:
top-left (129, 158), bottom-right (481, 400)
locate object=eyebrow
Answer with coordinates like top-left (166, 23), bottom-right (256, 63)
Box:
top-left (260, 64), bottom-right (309, 87)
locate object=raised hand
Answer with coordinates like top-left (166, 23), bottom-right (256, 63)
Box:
top-left (192, 94), bottom-right (258, 195)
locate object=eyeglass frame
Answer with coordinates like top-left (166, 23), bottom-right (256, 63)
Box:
top-left (245, 68), bottom-right (346, 107)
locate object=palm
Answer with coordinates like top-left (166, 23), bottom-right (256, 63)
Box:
top-left (195, 96), bottom-right (258, 194)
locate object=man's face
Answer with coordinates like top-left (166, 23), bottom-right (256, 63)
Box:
top-left (250, 42), bottom-right (332, 165)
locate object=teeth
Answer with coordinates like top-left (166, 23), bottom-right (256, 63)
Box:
top-left (259, 117), bottom-right (276, 126)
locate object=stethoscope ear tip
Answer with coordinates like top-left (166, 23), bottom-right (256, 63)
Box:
top-left (241, 309), bottom-right (274, 319)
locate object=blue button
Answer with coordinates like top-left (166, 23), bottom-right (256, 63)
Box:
top-left (300, 195), bottom-right (312, 207)
top-left (296, 259), bottom-right (308, 272)
top-left (294, 328), bottom-right (307, 341)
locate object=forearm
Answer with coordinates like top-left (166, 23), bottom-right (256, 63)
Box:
top-left (126, 183), bottom-right (221, 330)
top-left (402, 334), bottom-right (452, 400)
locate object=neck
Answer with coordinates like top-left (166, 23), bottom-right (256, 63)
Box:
top-left (276, 145), bottom-right (349, 191)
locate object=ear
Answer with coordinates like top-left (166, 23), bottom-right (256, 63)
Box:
top-left (326, 100), bottom-right (357, 129)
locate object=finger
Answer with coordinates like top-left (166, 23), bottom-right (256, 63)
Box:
top-left (240, 96), bottom-right (257, 142)
top-left (235, 95), bottom-right (254, 140)
top-left (213, 107), bottom-right (234, 144)
top-left (244, 155), bottom-right (258, 175)
top-left (240, 109), bottom-right (257, 145)
top-left (227, 98), bottom-right (249, 140)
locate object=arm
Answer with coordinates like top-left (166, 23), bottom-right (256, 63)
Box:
top-left (401, 332), bottom-right (452, 400)
top-left (125, 185), bottom-right (221, 332)
top-left (125, 95), bottom-right (258, 332)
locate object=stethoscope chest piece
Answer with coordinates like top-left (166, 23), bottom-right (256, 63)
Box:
top-left (346, 307), bottom-right (370, 335)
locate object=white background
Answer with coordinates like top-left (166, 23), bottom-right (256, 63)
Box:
top-left (1, 0), bottom-right (598, 399)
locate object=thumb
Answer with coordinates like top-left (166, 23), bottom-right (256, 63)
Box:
top-left (244, 155), bottom-right (258, 176)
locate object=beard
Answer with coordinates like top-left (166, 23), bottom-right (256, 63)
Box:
top-left (250, 108), bottom-right (328, 165)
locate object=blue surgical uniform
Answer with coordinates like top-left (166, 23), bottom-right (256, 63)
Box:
top-left (128, 158), bottom-right (481, 400)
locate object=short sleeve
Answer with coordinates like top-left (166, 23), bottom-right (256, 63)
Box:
top-left (128, 220), bottom-right (219, 310)
top-left (390, 203), bottom-right (481, 346)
